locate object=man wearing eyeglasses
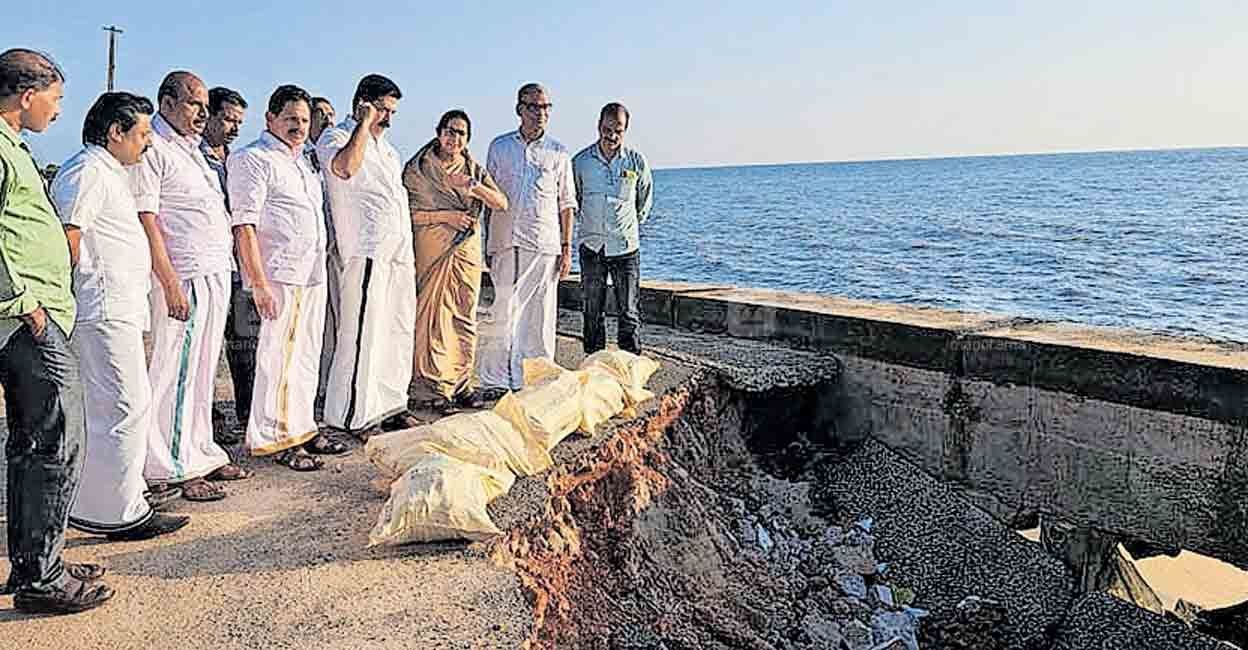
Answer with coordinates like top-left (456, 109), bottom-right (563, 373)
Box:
top-left (131, 71), bottom-right (252, 503)
top-left (317, 74), bottom-right (420, 439)
top-left (478, 83), bottom-right (576, 397)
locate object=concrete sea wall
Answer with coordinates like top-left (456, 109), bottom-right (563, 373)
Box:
top-left (551, 276), bottom-right (1248, 570)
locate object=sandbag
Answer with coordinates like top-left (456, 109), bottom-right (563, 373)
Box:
top-left (492, 358), bottom-right (583, 452)
top-left (368, 453), bottom-right (507, 546)
top-left (579, 350), bottom-right (660, 406)
top-left (578, 367), bottom-right (630, 434)
top-left (365, 410), bottom-right (551, 479)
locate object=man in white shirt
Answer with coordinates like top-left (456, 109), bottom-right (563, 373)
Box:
top-left (53, 92), bottom-right (192, 540)
top-left (479, 83), bottom-right (576, 396)
top-left (317, 74), bottom-right (419, 439)
top-left (228, 84), bottom-right (345, 471)
top-left (131, 71), bottom-right (252, 502)
top-left (306, 96), bottom-right (340, 417)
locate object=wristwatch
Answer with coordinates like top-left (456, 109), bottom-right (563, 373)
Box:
top-left (468, 178), bottom-right (481, 192)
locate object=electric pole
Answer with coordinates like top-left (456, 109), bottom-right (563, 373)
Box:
top-left (103, 25), bottom-right (123, 91)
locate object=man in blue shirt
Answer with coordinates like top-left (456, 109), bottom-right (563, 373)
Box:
top-left (572, 103), bottom-right (653, 354)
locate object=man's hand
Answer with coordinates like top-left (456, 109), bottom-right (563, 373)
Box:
top-left (556, 246), bottom-right (572, 280)
top-left (447, 173), bottom-right (473, 190)
top-left (162, 280), bottom-right (191, 321)
top-left (443, 211), bottom-right (474, 231)
top-left (358, 103), bottom-right (382, 131)
top-left (252, 283), bottom-right (279, 320)
top-left (20, 305), bottom-right (48, 342)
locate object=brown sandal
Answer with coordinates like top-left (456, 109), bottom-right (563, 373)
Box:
top-left (275, 448), bottom-right (323, 472)
top-left (181, 478), bottom-right (226, 502)
top-left (303, 434), bottom-right (349, 455)
top-left (67, 563), bottom-right (106, 582)
top-left (205, 463), bottom-right (253, 481)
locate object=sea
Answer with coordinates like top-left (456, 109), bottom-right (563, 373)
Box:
top-left (627, 147), bottom-right (1246, 343)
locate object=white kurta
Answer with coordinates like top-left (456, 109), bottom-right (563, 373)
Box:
top-left (323, 256), bottom-right (416, 430)
top-left (51, 145), bottom-right (154, 532)
top-left (226, 131), bottom-right (328, 455)
top-left (477, 247), bottom-right (559, 391)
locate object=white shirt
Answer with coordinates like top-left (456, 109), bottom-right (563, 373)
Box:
top-left (129, 113), bottom-right (233, 280)
top-left (51, 145), bottom-right (152, 326)
top-left (227, 131), bottom-right (327, 286)
top-left (316, 117), bottom-right (411, 262)
top-left (485, 130), bottom-right (576, 256)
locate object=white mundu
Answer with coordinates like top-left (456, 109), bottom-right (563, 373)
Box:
top-left (52, 145), bottom-right (155, 533)
top-left (316, 118), bottom-right (415, 431)
top-left (478, 130), bottom-right (575, 391)
top-left (130, 113), bottom-right (233, 482)
top-left (227, 131), bottom-right (328, 454)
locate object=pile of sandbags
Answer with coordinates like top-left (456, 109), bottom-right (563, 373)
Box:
top-left (367, 350), bottom-right (660, 547)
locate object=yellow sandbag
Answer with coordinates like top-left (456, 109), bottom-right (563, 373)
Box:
top-left (365, 410), bottom-right (551, 479)
top-left (578, 350), bottom-right (660, 406)
top-left (522, 357), bottom-right (566, 386)
top-left (368, 453), bottom-right (507, 546)
top-left (494, 362), bottom-right (583, 452)
top-left (577, 367), bottom-right (631, 434)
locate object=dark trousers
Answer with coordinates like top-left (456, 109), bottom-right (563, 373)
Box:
top-left (224, 278), bottom-right (259, 425)
top-left (579, 245), bottom-right (641, 355)
top-left (1, 321), bottom-right (84, 594)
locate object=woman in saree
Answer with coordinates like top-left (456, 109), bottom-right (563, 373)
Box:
top-left (403, 110), bottom-right (509, 415)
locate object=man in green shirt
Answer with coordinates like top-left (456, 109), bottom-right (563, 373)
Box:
top-left (0, 48), bottom-right (114, 614)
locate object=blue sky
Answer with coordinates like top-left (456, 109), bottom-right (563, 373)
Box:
top-left (5, 1), bottom-right (1245, 168)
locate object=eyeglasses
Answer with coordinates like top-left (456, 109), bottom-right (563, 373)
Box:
top-left (441, 127), bottom-right (468, 137)
top-left (520, 102), bottom-right (553, 113)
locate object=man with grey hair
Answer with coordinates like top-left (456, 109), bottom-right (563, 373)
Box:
top-left (132, 70), bottom-right (252, 503)
top-left (0, 48), bottom-right (115, 613)
top-left (478, 82), bottom-right (576, 397)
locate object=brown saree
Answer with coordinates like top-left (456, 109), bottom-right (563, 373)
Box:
top-left (402, 140), bottom-right (500, 401)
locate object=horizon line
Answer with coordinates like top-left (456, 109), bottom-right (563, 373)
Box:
top-left (656, 143), bottom-right (1248, 172)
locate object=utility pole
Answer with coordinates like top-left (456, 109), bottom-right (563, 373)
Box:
top-left (103, 25), bottom-right (123, 91)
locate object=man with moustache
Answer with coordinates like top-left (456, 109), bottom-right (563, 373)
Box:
top-left (200, 87), bottom-right (256, 446)
top-left (228, 85), bottom-right (342, 470)
top-left (53, 92), bottom-right (191, 540)
top-left (0, 48), bottom-right (114, 613)
top-left (478, 83), bottom-right (576, 396)
top-left (307, 95), bottom-right (341, 417)
top-left (132, 71), bottom-right (252, 503)
top-left (572, 103), bottom-right (652, 355)
top-left (318, 74), bottom-right (420, 438)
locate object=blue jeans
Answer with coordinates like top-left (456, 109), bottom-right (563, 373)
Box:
top-left (579, 245), bottom-right (641, 355)
top-left (1, 320), bottom-right (85, 594)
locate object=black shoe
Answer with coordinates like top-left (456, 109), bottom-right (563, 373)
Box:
top-left (13, 577), bottom-right (114, 615)
top-left (145, 485), bottom-right (183, 510)
top-left (429, 396), bottom-right (461, 416)
top-left (105, 513), bottom-right (190, 541)
top-left (453, 389), bottom-right (485, 410)
top-left (379, 411), bottom-right (422, 432)
top-left (479, 387), bottom-right (510, 402)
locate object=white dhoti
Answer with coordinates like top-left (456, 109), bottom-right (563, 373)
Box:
top-left (477, 246), bottom-right (559, 391)
top-left (324, 256), bottom-right (416, 431)
top-left (145, 271), bottom-right (232, 482)
top-left (246, 282), bottom-right (327, 455)
top-left (69, 319), bottom-right (155, 533)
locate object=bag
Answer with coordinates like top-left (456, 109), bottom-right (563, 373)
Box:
top-left (365, 410), bottom-right (551, 479)
top-left (578, 367), bottom-right (631, 434)
top-left (492, 358), bottom-right (584, 452)
top-left (368, 453), bottom-right (508, 546)
top-left (579, 350), bottom-right (660, 407)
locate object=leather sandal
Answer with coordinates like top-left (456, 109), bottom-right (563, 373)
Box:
top-left (180, 478), bottom-right (226, 502)
top-left (205, 464), bottom-right (253, 481)
top-left (13, 576), bottom-right (115, 615)
top-left (275, 448), bottom-right (323, 471)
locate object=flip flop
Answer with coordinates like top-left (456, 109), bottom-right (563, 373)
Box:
top-left (181, 478), bottom-right (226, 502)
top-left (205, 464), bottom-right (254, 481)
top-left (275, 449), bottom-right (323, 472)
top-left (303, 434), bottom-right (349, 455)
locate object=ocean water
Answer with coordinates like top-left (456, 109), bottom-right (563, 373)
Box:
top-left (628, 147), bottom-right (1247, 343)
